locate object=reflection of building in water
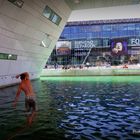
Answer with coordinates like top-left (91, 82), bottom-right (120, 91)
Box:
top-left (47, 19), bottom-right (140, 66)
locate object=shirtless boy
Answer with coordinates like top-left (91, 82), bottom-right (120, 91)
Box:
top-left (13, 72), bottom-right (36, 125)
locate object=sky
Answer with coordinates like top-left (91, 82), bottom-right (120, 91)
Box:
top-left (68, 4), bottom-right (140, 21)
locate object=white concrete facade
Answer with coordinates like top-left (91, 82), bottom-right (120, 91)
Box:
top-left (0, 0), bottom-right (71, 87)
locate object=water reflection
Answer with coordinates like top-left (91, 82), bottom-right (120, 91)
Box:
top-left (0, 77), bottom-right (140, 140)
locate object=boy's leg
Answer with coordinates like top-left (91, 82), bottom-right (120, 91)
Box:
top-left (25, 99), bottom-right (30, 112)
top-left (27, 99), bottom-right (36, 126)
top-left (27, 111), bottom-right (36, 126)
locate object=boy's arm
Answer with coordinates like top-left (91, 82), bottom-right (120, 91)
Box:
top-left (13, 86), bottom-right (22, 108)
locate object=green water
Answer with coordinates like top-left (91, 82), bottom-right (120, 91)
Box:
top-left (40, 76), bottom-right (140, 83)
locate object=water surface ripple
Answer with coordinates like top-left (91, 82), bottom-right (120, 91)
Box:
top-left (0, 77), bottom-right (140, 140)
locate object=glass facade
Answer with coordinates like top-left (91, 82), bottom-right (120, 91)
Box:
top-left (47, 18), bottom-right (140, 68)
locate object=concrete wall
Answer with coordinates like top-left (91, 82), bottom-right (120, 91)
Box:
top-left (0, 0), bottom-right (71, 87)
top-left (41, 68), bottom-right (140, 76)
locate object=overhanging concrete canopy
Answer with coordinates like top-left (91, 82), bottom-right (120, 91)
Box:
top-left (65, 0), bottom-right (140, 10)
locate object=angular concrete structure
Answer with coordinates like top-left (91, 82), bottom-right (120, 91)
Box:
top-left (0, 0), bottom-right (71, 87)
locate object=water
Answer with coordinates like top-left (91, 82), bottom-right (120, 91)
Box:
top-left (0, 76), bottom-right (140, 140)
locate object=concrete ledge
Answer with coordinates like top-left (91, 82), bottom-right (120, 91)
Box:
top-left (0, 78), bottom-right (39, 89)
top-left (41, 67), bottom-right (140, 77)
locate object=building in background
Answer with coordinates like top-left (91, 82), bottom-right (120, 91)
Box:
top-left (47, 18), bottom-right (140, 67)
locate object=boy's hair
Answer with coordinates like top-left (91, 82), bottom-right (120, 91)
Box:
top-left (20, 74), bottom-right (26, 80)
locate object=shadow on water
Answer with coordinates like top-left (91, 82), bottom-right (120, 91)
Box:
top-left (0, 76), bottom-right (140, 140)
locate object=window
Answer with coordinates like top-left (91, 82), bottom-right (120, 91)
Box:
top-left (40, 33), bottom-right (52, 48)
top-left (0, 53), bottom-right (17, 60)
top-left (103, 39), bottom-right (110, 47)
top-left (128, 30), bottom-right (135, 36)
top-left (92, 25), bottom-right (101, 32)
top-left (43, 6), bottom-right (52, 19)
top-left (70, 26), bottom-right (78, 34)
top-left (127, 24), bottom-right (135, 30)
top-left (135, 23), bottom-right (140, 30)
top-left (102, 25), bottom-right (111, 31)
top-left (118, 24), bottom-right (128, 31)
top-left (51, 14), bottom-right (61, 25)
top-left (111, 31), bottom-right (119, 38)
top-left (102, 31), bottom-right (110, 38)
top-left (111, 24), bottom-right (118, 31)
top-left (119, 30), bottom-right (128, 37)
top-left (43, 6), bottom-right (62, 25)
top-left (8, 0), bottom-right (24, 8)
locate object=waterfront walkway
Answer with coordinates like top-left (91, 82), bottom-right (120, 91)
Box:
top-left (41, 65), bottom-right (140, 77)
